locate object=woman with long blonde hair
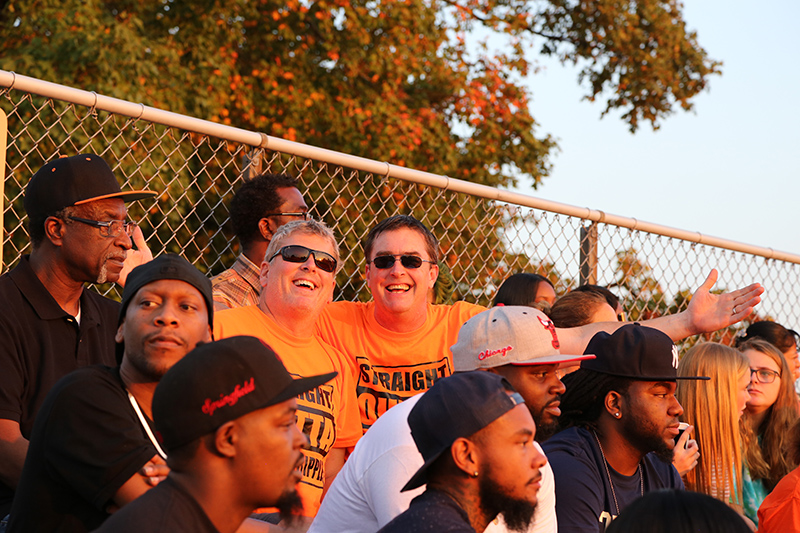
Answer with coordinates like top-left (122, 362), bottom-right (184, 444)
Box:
top-left (737, 338), bottom-right (798, 524)
top-left (677, 343), bottom-right (751, 510)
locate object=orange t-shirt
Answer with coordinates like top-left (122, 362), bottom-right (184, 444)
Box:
top-left (316, 300), bottom-right (485, 432)
top-left (214, 305), bottom-right (361, 516)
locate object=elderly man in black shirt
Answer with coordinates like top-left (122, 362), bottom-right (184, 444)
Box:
top-left (0, 154), bottom-right (155, 516)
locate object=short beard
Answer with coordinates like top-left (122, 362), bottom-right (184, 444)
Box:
top-left (622, 409), bottom-right (675, 463)
top-left (276, 489), bottom-right (304, 526)
top-left (478, 472), bottom-right (536, 533)
top-left (532, 414), bottom-right (559, 442)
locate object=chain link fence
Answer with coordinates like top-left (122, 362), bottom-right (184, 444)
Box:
top-left (3, 70), bottom-right (799, 345)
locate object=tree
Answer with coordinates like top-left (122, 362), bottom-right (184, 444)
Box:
top-left (0, 0), bottom-right (720, 300)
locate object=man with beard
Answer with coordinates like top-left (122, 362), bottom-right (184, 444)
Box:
top-left (7, 255), bottom-right (213, 532)
top-left (543, 324), bottom-right (708, 533)
top-left (312, 305), bottom-right (592, 533)
top-left (378, 371), bottom-right (547, 533)
top-left (0, 154), bottom-right (155, 516)
top-left (94, 336), bottom-right (335, 533)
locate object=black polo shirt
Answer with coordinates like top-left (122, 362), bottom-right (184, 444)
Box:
top-left (7, 366), bottom-right (157, 533)
top-left (0, 256), bottom-right (119, 514)
top-left (91, 477), bottom-right (221, 533)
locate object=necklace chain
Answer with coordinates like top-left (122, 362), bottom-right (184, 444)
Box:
top-left (591, 429), bottom-right (643, 517)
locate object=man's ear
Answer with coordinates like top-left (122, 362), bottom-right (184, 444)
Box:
top-left (450, 437), bottom-right (480, 477)
top-left (43, 216), bottom-right (66, 247)
top-left (258, 218), bottom-right (278, 241)
top-left (605, 390), bottom-right (624, 419)
top-left (428, 262), bottom-right (439, 289)
top-left (213, 421), bottom-right (238, 458)
top-left (115, 319), bottom-right (125, 343)
top-left (259, 259), bottom-right (270, 290)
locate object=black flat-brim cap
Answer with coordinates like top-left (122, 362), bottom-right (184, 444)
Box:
top-left (153, 336), bottom-right (336, 451)
top-left (24, 154), bottom-right (156, 220)
top-left (581, 324), bottom-right (709, 381)
top-left (401, 372), bottom-right (525, 492)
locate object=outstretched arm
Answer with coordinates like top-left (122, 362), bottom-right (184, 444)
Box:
top-left (557, 269), bottom-right (763, 354)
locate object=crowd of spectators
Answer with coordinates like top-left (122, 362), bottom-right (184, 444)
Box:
top-left (2, 154), bottom-right (798, 533)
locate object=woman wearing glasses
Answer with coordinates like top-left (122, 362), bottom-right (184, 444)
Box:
top-left (737, 338), bottom-right (798, 525)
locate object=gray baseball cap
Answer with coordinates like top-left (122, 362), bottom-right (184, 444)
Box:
top-left (452, 306), bottom-right (595, 371)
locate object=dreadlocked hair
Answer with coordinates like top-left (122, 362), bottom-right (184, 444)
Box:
top-left (559, 369), bottom-right (632, 432)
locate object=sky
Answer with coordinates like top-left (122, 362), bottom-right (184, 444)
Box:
top-left (510, 0), bottom-right (800, 257)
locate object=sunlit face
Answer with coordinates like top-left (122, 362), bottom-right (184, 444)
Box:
top-left (365, 228), bottom-right (438, 323)
top-left (268, 187), bottom-right (309, 228)
top-left (235, 398), bottom-right (309, 509)
top-left (493, 364), bottom-right (565, 442)
top-left (62, 198), bottom-right (132, 284)
top-left (620, 381), bottom-right (684, 460)
top-left (261, 232), bottom-right (337, 319)
top-left (782, 344), bottom-right (800, 382)
top-left (475, 404), bottom-right (547, 509)
top-left (590, 302), bottom-right (619, 324)
top-left (744, 348), bottom-right (781, 416)
top-left (117, 279), bottom-right (212, 381)
top-left (735, 370), bottom-right (751, 419)
top-left (533, 283), bottom-right (556, 306)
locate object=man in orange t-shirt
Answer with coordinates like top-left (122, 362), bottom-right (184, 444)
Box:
top-left (215, 219), bottom-right (360, 519)
top-left (316, 215), bottom-right (764, 432)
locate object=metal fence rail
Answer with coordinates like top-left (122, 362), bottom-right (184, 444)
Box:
top-left (3, 69), bottom-right (799, 343)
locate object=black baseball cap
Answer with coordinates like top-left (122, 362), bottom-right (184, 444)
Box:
top-left (24, 154), bottom-right (156, 220)
top-left (152, 335), bottom-right (337, 451)
top-left (116, 254), bottom-right (214, 364)
top-left (581, 324), bottom-right (709, 381)
top-left (402, 372), bottom-right (525, 492)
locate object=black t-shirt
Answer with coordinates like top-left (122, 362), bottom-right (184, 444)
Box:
top-left (0, 256), bottom-right (119, 514)
top-left (7, 366), bottom-right (157, 533)
top-left (377, 489), bottom-right (475, 533)
top-left (91, 477), bottom-right (220, 533)
top-left (543, 426), bottom-right (685, 533)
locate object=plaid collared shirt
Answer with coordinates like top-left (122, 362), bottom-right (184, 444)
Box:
top-left (211, 254), bottom-right (261, 311)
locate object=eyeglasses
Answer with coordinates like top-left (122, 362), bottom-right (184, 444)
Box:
top-left (268, 245), bottom-right (337, 273)
top-left (750, 367), bottom-right (781, 384)
top-left (263, 212), bottom-right (312, 220)
top-left (68, 216), bottom-right (136, 238)
top-left (369, 255), bottom-right (436, 270)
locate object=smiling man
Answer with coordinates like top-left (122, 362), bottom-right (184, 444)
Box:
top-left (315, 215), bottom-right (763, 433)
top-left (543, 324), bottom-right (709, 532)
top-left (94, 336), bottom-right (332, 533)
top-left (212, 173), bottom-right (310, 311)
top-left (7, 255), bottom-right (213, 533)
top-left (214, 219), bottom-right (361, 519)
top-left (0, 154), bottom-right (155, 517)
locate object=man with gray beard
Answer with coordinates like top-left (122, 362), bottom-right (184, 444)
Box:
top-left (0, 154), bottom-right (155, 517)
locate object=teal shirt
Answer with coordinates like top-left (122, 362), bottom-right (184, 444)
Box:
top-left (742, 463), bottom-right (769, 526)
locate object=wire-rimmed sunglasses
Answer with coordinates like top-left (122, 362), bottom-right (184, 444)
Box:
top-left (268, 245), bottom-right (337, 273)
top-left (369, 254), bottom-right (436, 270)
top-left (750, 367), bottom-right (781, 384)
top-left (68, 216), bottom-right (136, 238)
top-left (263, 212), bottom-right (313, 220)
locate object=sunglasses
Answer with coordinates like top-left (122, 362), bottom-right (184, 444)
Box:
top-left (369, 254), bottom-right (435, 270)
top-left (268, 245), bottom-right (337, 273)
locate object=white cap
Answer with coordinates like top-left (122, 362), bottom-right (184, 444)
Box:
top-left (451, 306), bottom-right (595, 371)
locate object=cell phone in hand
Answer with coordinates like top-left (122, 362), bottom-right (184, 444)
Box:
top-left (674, 422), bottom-right (690, 447)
